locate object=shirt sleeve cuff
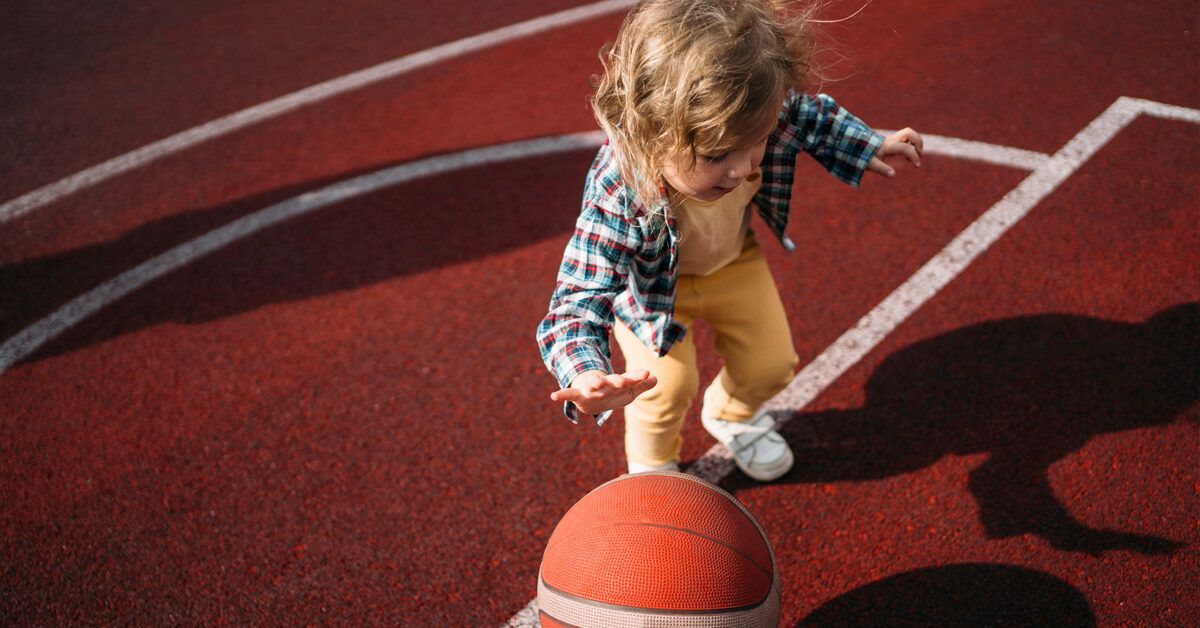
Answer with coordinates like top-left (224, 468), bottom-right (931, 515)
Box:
top-left (553, 343), bottom-right (612, 390)
top-left (563, 402), bottom-right (614, 426)
top-left (553, 346), bottom-right (613, 425)
top-left (843, 131), bottom-right (886, 188)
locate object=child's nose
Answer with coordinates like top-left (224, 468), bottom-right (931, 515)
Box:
top-left (727, 158), bottom-right (752, 179)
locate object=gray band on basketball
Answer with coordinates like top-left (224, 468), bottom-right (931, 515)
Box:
top-left (538, 570), bottom-right (780, 628)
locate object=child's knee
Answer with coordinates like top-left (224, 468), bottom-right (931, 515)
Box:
top-left (748, 350), bottom-right (800, 394)
top-left (717, 350), bottom-right (799, 409)
top-left (633, 365), bottom-right (701, 421)
top-left (770, 351), bottom-right (801, 391)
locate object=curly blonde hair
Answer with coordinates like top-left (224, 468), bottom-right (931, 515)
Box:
top-left (591, 0), bottom-right (822, 209)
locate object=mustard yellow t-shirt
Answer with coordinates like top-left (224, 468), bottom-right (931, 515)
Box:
top-left (672, 170), bottom-right (763, 276)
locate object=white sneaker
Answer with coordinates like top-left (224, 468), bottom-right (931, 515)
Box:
top-left (701, 412), bottom-right (794, 481)
top-left (626, 460), bottom-right (681, 474)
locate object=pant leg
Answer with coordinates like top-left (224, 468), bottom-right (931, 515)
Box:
top-left (613, 277), bottom-right (701, 467)
top-left (695, 234), bottom-right (800, 423)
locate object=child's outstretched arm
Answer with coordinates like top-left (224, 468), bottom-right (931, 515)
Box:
top-left (549, 369), bottom-right (658, 423)
top-left (774, 91), bottom-right (922, 187)
top-left (866, 128), bottom-right (924, 178)
top-left (537, 192), bottom-right (653, 426)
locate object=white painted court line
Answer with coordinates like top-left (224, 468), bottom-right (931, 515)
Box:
top-left (505, 97), bottom-right (1200, 626)
top-left (0, 130), bottom-right (1041, 375)
top-left (0, 0), bottom-right (639, 226)
top-left (1128, 96), bottom-right (1200, 123)
top-left (875, 130), bottom-right (1050, 171)
top-left (0, 132), bottom-right (605, 374)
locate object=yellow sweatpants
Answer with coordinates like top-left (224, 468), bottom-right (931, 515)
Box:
top-left (613, 234), bottom-right (800, 467)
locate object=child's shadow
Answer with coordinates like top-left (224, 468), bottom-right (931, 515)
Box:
top-left (754, 302), bottom-right (1198, 555)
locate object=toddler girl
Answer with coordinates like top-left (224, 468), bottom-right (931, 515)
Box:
top-left (536, 0), bottom-right (922, 480)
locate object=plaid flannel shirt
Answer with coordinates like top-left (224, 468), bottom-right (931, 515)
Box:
top-left (537, 90), bottom-right (884, 424)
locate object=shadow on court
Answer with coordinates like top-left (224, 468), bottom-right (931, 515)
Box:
top-left (796, 563), bottom-right (1095, 627)
top-left (0, 148), bottom-right (593, 366)
top-left (726, 303), bottom-right (1199, 555)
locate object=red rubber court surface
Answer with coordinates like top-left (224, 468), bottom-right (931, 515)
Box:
top-left (1, 1), bottom-right (1197, 625)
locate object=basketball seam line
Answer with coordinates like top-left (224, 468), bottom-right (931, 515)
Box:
top-left (612, 522), bottom-right (774, 582)
top-left (542, 520), bottom-right (774, 584)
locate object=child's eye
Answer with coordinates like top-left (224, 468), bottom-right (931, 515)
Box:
top-left (703, 153), bottom-right (728, 164)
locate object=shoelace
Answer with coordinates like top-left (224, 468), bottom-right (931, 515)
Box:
top-left (707, 415), bottom-right (778, 452)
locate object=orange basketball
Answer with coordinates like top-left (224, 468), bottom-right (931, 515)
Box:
top-left (537, 471), bottom-right (780, 627)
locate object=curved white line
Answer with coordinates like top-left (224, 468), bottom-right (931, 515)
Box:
top-left (0, 129), bottom-right (1046, 375)
top-left (0, 0), bottom-right (637, 225)
top-left (0, 131), bottom-right (605, 373)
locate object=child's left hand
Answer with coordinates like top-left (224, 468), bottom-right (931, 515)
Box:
top-left (867, 128), bottom-right (923, 178)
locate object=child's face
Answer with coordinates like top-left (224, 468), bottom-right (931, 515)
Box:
top-left (661, 112), bottom-right (778, 202)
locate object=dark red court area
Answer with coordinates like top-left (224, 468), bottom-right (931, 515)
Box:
top-left (1, 1), bottom-right (1197, 625)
